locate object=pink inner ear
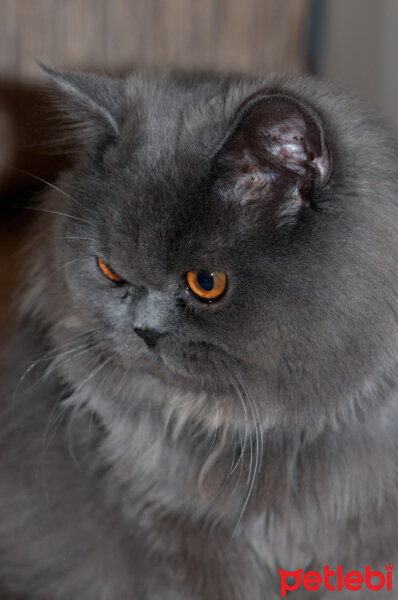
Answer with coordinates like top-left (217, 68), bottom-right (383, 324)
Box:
top-left (223, 95), bottom-right (332, 188)
top-left (217, 94), bottom-right (332, 214)
top-left (265, 115), bottom-right (310, 176)
top-left (263, 115), bottom-right (331, 185)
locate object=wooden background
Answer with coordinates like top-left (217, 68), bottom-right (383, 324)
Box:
top-left (0, 0), bottom-right (310, 77)
top-left (0, 0), bottom-right (311, 334)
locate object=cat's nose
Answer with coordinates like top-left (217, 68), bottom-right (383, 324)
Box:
top-left (134, 327), bottom-right (163, 349)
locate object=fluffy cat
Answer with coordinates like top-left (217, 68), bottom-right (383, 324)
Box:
top-left (1, 66), bottom-right (398, 599)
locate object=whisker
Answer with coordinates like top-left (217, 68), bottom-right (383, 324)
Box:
top-left (197, 388), bottom-right (220, 493)
top-left (238, 373), bottom-right (264, 471)
top-left (36, 256), bottom-right (87, 281)
top-left (39, 389), bottom-right (70, 491)
top-left (43, 344), bottom-right (101, 381)
top-left (88, 363), bottom-right (117, 435)
top-left (203, 389), bottom-right (219, 459)
top-left (37, 344), bottom-right (107, 495)
top-left (10, 330), bottom-right (105, 418)
top-left (44, 236), bottom-right (95, 243)
top-left (24, 236), bottom-right (96, 251)
top-left (211, 427), bottom-right (238, 502)
top-left (59, 355), bottom-right (113, 468)
top-left (39, 351), bottom-right (104, 486)
top-left (168, 395), bottom-right (203, 410)
top-left (67, 355), bottom-right (113, 400)
top-left (3, 204), bottom-right (91, 226)
top-left (10, 329), bottom-right (98, 410)
top-left (38, 407), bottom-right (65, 503)
top-left (230, 379), bottom-right (261, 541)
top-left (211, 378), bottom-right (245, 501)
top-left (229, 378), bottom-right (249, 479)
top-left (6, 166), bottom-right (89, 212)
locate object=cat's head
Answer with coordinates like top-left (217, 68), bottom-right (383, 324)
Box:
top-left (24, 68), bottom-right (398, 435)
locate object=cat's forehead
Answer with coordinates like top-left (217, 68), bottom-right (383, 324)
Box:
top-left (102, 78), bottom-right (231, 220)
top-left (118, 74), bottom-right (251, 167)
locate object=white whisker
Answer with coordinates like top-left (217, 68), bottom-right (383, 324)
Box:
top-left (6, 166), bottom-right (89, 213)
top-left (4, 204), bottom-right (91, 226)
top-left (230, 378), bottom-right (261, 541)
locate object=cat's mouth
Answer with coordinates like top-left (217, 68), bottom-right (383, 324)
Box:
top-left (144, 337), bottom-right (243, 387)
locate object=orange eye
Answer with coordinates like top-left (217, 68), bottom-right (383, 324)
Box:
top-left (186, 270), bottom-right (227, 301)
top-left (97, 258), bottom-right (124, 283)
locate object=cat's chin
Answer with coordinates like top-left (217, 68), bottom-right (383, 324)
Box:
top-left (152, 350), bottom-right (241, 395)
top-left (152, 338), bottom-right (243, 387)
top-left (130, 350), bottom-right (226, 392)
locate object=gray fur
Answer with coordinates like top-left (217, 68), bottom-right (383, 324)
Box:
top-left (1, 68), bottom-right (398, 598)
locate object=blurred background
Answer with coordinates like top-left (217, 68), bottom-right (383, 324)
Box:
top-left (0, 0), bottom-right (397, 332)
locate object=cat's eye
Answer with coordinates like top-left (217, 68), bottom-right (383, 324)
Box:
top-left (186, 270), bottom-right (227, 301)
top-left (97, 258), bottom-right (124, 283)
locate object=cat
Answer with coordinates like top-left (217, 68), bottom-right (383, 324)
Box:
top-left (1, 64), bottom-right (398, 599)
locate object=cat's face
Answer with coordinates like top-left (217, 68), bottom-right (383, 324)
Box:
top-left (29, 70), bottom-right (397, 432)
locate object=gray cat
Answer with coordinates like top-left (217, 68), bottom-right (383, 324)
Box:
top-left (1, 66), bottom-right (398, 599)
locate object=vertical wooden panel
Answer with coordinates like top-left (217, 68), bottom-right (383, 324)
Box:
top-left (0, 0), bottom-right (310, 79)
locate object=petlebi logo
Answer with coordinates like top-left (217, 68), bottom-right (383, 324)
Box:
top-left (279, 564), bottom-right (394, 597)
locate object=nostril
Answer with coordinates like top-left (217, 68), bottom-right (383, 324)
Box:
top-left (134, 327), bottom-right (163, 349)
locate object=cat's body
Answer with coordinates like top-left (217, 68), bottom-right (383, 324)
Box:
top-left (1, 70), bottom-right (398, 599)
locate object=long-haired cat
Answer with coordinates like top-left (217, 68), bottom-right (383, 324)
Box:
top-left (1, 66), bottom-right (398, 599)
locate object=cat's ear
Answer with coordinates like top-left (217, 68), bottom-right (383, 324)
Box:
top-left (40, 63), bottom-right (125, 142)
top-left (216, 92), bottom-right (331, 210)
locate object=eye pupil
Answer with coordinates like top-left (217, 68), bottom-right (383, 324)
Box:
top-left (186, 270), bottom-right (227, 301)
top-left (196, 272), bottom-right (214, 291)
